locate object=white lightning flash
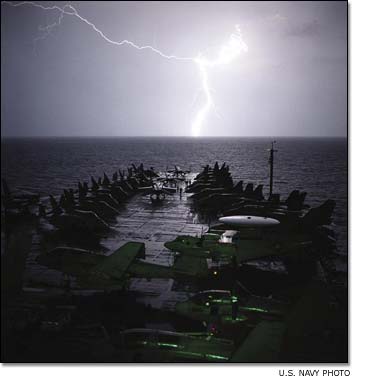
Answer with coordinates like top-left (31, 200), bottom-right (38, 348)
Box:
top-left (192, 25), bottom-right (247, 136)
top-left (2, 2), bottom-right (247, 137)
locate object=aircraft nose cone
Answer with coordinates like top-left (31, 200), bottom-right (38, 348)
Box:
top-left (164, 241), bottom-right (173, 250)
top-left (164, 241), bottom-right (177, 251)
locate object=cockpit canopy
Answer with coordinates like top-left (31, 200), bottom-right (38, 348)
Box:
top-left (218, 230), bottom-right (239, 244)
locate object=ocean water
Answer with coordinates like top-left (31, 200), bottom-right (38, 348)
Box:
top-left (1, 137), bottom-right (347, 260)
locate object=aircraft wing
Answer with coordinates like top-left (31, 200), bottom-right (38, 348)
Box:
top-left (128, 255), bottom-right (209, 279)
top-left (162, 186), bottom-right (176, 194)
top-left (137, 186), bottom-right (154, 193)
top-left (93, 242), bottom-right (145, 279)
top-left (36, 248), bottom-right (105, 277)
top-left (230, 321), bottom-right (286, 362)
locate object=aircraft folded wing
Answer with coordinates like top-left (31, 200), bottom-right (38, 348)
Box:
top-left (93, 242), bottom-right (145, 279)
top-left (231, 321), bottom-right (286, 362)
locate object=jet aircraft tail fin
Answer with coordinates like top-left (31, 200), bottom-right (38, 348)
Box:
top-left (93, 242), bottom-right (145, 279)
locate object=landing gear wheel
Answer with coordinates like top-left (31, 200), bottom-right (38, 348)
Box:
top-left (150, 192), bottom-right (165, 203)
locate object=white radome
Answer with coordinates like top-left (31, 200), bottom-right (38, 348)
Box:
top-left (218, 215), bottom-right (280, 227)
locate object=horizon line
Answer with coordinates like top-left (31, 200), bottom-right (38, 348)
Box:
top-left (1, 135), bottom-right (348, 139)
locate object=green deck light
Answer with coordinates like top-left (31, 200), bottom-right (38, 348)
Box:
top-left (245, 307), bottom-right (268, 313)
top-left (157, 342), bottom-right (179, 348)
top-left (206, 354), bottom-right (228, 361)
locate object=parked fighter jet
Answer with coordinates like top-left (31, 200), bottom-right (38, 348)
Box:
top-left (36, 242), bottom-right (212, 289)
top-left (138, 182), bottom-right (176, 203)
top-left (157, 176), bottom-right (185, 188)
top-left (164, 228), bottom-right (312, 264)
top-left (166, 165), bottom-right (191, 178)
top-left (175, 290), bottom-right (288, 325)
top-left (36, 243), bottom-right (145, 290)
top-left (116, 320), bottom-right (285, 362)
top-left (117, 328), bottom-right (234, 362)
top-left (2, 179), bottom-right (40, 206)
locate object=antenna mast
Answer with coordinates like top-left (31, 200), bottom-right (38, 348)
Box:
top-left (268, 141), bottom-right (278, 197)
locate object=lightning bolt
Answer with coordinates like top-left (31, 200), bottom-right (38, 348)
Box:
top-left (2, 1), bottom-right (247, 137)
top-left (192, 25), bottom-right (248, 136)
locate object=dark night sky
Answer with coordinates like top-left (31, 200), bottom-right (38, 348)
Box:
top-left (1, 1), bottom-right (347, 137)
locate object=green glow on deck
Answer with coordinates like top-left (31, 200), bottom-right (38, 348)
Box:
top-left (222, 316), bottom-right (247, 322)
top-left (206, 354), bottom-right (228, 360)
top-left (157, 342), bottom-right (180, 348)
top-left (175, 351), bottom-right (228, 361)
top-left (245, 307), bottom-right (268, 313)
top-left (176, 351), bottom-right (203, 358)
